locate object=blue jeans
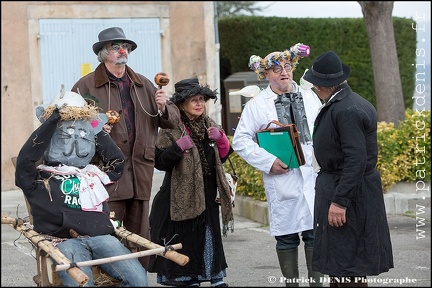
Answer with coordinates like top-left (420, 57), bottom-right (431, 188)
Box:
top-left (54, 235), bottom-right (148, 286)
top-left (275, 229), bottom-right (314, 250)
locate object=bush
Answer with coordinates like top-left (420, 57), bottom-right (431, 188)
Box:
top-left (377, 108), bottom-right (431, 191)
top-left (226, 109), bottom-right (431, 201)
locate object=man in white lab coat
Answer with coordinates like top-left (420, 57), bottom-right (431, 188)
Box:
top-left (232, 45), bottom-right (323, 287)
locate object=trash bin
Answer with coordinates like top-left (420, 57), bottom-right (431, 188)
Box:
top-left (222, 72), bottom-right (268, 136)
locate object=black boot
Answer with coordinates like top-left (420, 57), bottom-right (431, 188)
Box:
top-left (304, 247), bottom-right (324, 287)
top-left (276, 248), bottom-right (299, 287)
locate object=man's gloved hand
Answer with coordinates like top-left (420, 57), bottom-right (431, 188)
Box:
top-left (208, 127), bottom-right (223, 140)
top-left (176, 135), bottom-right (194, 152)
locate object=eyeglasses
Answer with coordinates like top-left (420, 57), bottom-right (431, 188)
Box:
top-left (187, 96), bottom-right (205, 104)
top-left (108, 43), bottom-right (132, 52)
top-left (271, 63), bottom-right (293, 74)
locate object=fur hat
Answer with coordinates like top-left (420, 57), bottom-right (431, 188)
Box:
top-left (303, 50), bottom-right (351, 87)
top-left (170, 77), bottom-right (218, 105)
top-left (92, 27), bottom-right (137, 55)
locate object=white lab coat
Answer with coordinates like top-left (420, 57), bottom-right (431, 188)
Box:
top-left (232, 83), bottom-right (322, 236)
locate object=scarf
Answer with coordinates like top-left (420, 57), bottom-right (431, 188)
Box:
top-left (181, 113), bottom-right (210, 175)
top-left (274, 86), bottom-right (312, 144)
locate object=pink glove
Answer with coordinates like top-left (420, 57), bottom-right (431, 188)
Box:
top-left (208, 127), bottom-right (223, 140)
top-left (209, 128), bottom-right (230, 158)
top-left (176, 135), bottom-right (194, 152)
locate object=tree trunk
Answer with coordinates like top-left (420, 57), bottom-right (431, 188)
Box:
top-left (358, 1), bottom-right (405, 124)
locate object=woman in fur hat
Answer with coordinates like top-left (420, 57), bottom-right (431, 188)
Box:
top-left (148, 77), bottom-right (233, 287)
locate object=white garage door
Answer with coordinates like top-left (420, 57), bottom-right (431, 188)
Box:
top-left (39, 18), bottom-right (162, 105)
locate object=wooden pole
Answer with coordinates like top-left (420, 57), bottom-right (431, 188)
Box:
top-left (2, 215), bottom-right (89, 286)
top-left (115, 226), bottom-right (189, 266)
top-left (56, 243), bottom-right (182, 271)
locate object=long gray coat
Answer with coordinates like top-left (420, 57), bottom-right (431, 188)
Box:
top-left (312, 83), bottom-right (394, 276)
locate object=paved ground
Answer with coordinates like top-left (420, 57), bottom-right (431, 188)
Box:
top-left (1, 172), bottom-right (430, 287)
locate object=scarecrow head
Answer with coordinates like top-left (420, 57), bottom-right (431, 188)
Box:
top-left (35, 88), bottom-right (108, 168)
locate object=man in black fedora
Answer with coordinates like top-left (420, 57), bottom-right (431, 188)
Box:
top-left (72, 26), bottom-right (181, 271)
top-left (303, 51), bottom-right (394, 287)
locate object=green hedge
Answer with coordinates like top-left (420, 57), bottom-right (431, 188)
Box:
top-left (225, 109), bottom-right (431, 201)
top-left (377, 108), bottom-right (431, 190)
top-left (219, 16), bottom-right (417, 109)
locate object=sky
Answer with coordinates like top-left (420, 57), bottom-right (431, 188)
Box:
top-left (256, 1), bottom-right (430, 21)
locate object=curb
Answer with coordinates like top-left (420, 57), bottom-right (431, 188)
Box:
top-left (233, 195), bottom-right (269, 225)
top-left (233, 182), bottom-right (431, 226)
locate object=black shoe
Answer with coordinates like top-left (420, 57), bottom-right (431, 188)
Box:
top-left (214, 284), bottom-right (228, 287)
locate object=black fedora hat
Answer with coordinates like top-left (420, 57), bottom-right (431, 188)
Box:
top-left (92, 27), bottom-right (137, 55)
top-left (170, 77), bottom-right (218, 105)
top-left (303, 50), bottom-right (351, 87)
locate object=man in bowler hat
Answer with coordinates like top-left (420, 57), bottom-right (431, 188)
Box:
top-left (72, 27), bottom-right (181, 270)
top-left (303, 51), bottom-right (394, 287)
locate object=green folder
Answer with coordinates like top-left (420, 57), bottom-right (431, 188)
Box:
top-left (256, 129), bottom-right (300, 168)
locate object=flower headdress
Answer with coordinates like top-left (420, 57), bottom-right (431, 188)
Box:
top-left (249, 43), bottom-right (311, 80)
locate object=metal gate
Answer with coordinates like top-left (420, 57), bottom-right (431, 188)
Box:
top-left (39, 18), bottom-right (162, 105)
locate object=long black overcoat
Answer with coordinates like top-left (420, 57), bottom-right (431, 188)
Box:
top-left (312, 83), bottom-right (394, 276)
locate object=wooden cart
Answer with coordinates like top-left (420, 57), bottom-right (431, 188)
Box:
top-left (3, 158), bottom-right (189, 287)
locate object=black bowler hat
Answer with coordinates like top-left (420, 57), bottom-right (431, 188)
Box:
top-left (92, 27), bottom-right (137, 55)
top-left (170, 77), bottom-right (218, 105)
top-left (303, 50), bottom-right (351, 87)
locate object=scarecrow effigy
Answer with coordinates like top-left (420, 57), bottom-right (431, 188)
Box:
top-left (2, 87), bottom-right (188, 286)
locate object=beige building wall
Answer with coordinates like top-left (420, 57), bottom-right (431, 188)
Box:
top-left (1, 1), bottom-right (219, 191)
